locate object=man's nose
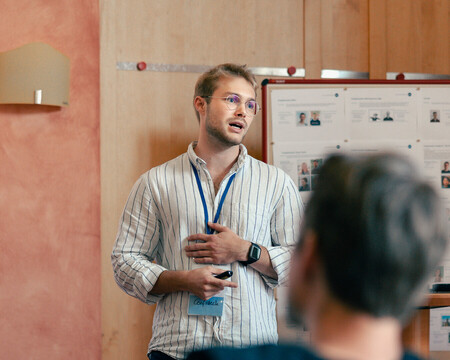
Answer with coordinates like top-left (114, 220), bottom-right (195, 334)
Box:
top-left (234, 102), bottom-right (247, 117)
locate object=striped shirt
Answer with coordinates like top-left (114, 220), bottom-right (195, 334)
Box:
top-left (111, 142), bottom-right (303, 359)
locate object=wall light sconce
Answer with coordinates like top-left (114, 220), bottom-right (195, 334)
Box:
top-left (0, 42), bottom-right (70, 107)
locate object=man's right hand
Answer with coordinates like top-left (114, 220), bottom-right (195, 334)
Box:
top-left (184, 266), bottom-right (238, 300)
top-left (150, 266), bottom-right (238, 300)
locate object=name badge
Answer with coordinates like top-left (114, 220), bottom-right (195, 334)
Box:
top-left (188, 295), bottom-right (224, 317)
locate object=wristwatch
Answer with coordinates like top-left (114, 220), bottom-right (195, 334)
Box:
top-left (240, 242), bottom-right (261, 266)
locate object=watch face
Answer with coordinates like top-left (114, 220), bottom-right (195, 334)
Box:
top-left (250, 243), bottom-right (261, 261)
top-left (240, 243), bottom-right (261, 265)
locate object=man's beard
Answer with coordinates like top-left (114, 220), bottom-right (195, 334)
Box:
top-left (205, 113), bottom-right (246, 147)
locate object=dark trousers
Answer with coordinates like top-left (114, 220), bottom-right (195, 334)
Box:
top-left (148, 351), bottom-right (177, 360)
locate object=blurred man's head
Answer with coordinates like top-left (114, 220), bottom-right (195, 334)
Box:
top-left (289, 153), bottom-right (447, 325)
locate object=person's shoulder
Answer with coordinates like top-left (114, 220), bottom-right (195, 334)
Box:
top-left (187, 344), bottom-right (324, 360)
top-left (246, 157), bottom-right (300, 199)
top-left (150, 152), bottom-right (187, 171)
top-left (140, 152), bottom-right (188, 182)
top-left (247, 156), bottom-right (290, 177)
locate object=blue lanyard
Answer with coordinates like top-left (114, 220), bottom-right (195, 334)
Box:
top-left (191, 163), bottom-right (236, 234)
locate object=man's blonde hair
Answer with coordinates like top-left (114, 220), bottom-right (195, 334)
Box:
top-left (193, 63), bottom-right (257, 121)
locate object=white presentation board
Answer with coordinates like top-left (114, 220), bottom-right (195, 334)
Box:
top-left (262, 79), bottom-right (450, 342)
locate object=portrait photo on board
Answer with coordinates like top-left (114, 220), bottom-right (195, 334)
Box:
top-left (298, 176), bottom-right (311, 192)
top-left (310, 111), bottom-right (321, 126)
top-left (383, 110), bottom-right (394, 121)
top-left (298, 161), bottom-right (310, 175)
top-left (442, 176), bottom-right (450, 189)
top-left (430, 110), bottom-right (441, 123)
top-left (296, 111), bottom-right (309, 126)
top-left (369, 110), bottom-right (380, 122)
top-left (310, 158), bottom-right (322, 174)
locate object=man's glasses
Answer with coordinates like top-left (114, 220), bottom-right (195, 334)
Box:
top-left (203, 94), bottom-right (260, 116)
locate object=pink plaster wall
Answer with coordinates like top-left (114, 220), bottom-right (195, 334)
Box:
top-left (0, 1), bottom-right (100, 358)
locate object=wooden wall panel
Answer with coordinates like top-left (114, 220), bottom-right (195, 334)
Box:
top-left (370, 0), bottom-right (449, 78)
top-left (369, 0), bottom-right (387, 79)
top-left (305, 0), bottom-right (369, 78)
top-left (304, 0), bottom-right (323, 78)
top-left (113, 0), bottom-right (304, 67)
top-left (308, 0), bottom-right (449, 78)
top-left (320, 0), bottom-right (369, 71)
top-left (386, 0), bottom-right (449, 74)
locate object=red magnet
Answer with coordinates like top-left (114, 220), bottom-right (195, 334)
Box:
top-left (137, 62), bottom-right (147, 71)
top-left (287, 66), bottom-right (296, 76)
top-left (396, 73), bottom-right (405, 80)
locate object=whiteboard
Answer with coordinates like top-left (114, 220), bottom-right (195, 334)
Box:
top-left (262, 79), bottom-right (450, 342)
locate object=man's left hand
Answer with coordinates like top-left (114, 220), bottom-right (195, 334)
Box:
top-left (185, 222), bottom-right (250, 264)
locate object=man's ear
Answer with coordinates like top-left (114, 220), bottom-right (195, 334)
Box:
top-left (295, 230), bottom-right (322, 291)
top-left (297, 230), bottom-right (320, 286)
top-left (288, 230), bottom-right (320, 316)
top-left (193, 96), bottom-right (207, 116)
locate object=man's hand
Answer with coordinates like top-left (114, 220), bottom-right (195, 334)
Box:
top-left (185, 266), bottom-right (238, 300)
top-left (185, 222), bottom-right (250, 264)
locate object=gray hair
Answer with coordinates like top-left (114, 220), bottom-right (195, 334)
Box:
top-left (299, 152), bottom-right (447, 321)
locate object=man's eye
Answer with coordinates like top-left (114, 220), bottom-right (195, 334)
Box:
top-left (227, 95), bottom-right (240, 104)
top-left (247, 101), bottom-right (256, 110)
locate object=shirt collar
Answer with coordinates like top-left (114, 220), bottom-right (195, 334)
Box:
top-left (187, 141), bottom-right (248, 173)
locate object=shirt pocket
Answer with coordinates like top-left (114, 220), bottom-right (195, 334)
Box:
top-left (226, 203), bottom-right (272, 246)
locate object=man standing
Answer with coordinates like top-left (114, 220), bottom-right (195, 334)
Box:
top-left (111, 63), bottom-right (303, 360)
top-left (188, 152), bottom-right (447, 360)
